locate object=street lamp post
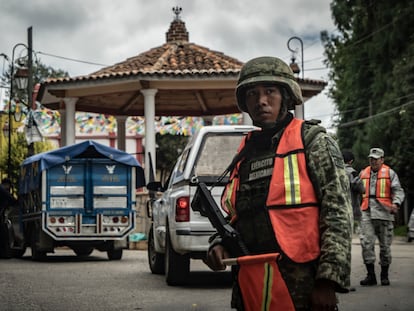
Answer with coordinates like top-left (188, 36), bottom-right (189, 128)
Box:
top-left (287, 36), bottom-right (304, 79)
top-left (27, 26), bottom-right (35, 157)
top-left (5, 27), bottom-right (33, 180)
top-left (7, 44), bottom-right (28, 179)
top-left (287, 36), bottom-right (305, 120)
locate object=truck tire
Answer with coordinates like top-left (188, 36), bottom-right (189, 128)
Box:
top-left (10, 248), bottom-right (26, 258)
top-left (148, 226), bottom-right (165, 274)
top-left (73, 247), bottom-right (94, 257)
top-left (31, 232), bottom-right (46, 261)
top-left (0, 223), bottom-right (11, 259)
top-left (165, 227), bottom-right (189, 286)
top-left (1, 224), bottom-right (26, 258)
top-left (107, 248), bottom-right (123, 260)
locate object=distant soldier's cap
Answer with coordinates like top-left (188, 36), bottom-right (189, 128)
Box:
top-left (368, 148), bottom-right (384, 159)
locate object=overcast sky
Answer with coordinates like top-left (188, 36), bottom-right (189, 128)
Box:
top-left (0, 0), bottom-right (338, 130)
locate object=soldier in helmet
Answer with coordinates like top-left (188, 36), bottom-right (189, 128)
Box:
top-left (205, 56), bottom-right (352, 310)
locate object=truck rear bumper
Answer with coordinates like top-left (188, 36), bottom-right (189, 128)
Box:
top-left (173, 229), bottom-right (215, 253)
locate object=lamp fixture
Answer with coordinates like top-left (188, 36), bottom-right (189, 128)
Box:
top-left (14, 67), bottom-right (29, 90)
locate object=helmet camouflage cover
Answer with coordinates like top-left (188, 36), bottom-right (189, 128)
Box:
top-left (236, 56), bottom-right (303, 112)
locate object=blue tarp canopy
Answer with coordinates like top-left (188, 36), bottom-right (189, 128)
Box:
top-left (22, 140), bottom-right (145, 187)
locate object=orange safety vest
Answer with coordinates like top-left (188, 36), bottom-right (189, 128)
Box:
top-left (360, 164), bottom-right (392, 210)
top-left (221, 118), bottom-right (321, 263)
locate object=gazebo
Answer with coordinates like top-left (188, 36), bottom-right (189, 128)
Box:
top-left (37, 9), bottom-right (327, 180)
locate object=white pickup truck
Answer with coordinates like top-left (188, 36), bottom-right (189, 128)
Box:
top-left (146, 125), bottom-right (255, 285)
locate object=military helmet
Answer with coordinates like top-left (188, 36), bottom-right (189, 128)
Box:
top-left (236, 56), bottom-right (303, 112)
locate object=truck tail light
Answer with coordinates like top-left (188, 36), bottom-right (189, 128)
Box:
top-left (175, 196), bottom-right (190, 222)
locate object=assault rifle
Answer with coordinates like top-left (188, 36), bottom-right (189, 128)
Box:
top-left (191, 182), bottom-right (249, 257)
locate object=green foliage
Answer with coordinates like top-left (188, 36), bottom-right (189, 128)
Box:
top-left (322, 0), bottom-right (414, 207)
top-left (155, 133), bottom-right (189, 183)
top-left (3, 59), bottom-right (68, 102)
top-left (394, 225), bottom-right (407, 237)
top-left (32, 60), bottom-right (69, 83)
top-left (1, 59), bottom-right (68, 191)
top-left (0, 128), bottom-right (55, 193)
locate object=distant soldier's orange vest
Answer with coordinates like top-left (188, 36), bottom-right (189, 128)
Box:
top-left (222, 118), bottom-right (320, 263)
top-left (360, 164), bottom-right (392, 210)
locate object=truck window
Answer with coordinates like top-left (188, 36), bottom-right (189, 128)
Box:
top-left (194, 134), bottom-right (242, 177)
top-left (177, 148), bottom-right (190, 177)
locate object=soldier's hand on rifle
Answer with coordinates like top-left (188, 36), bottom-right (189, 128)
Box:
top-left (204, 244), bottom-right (230, 271)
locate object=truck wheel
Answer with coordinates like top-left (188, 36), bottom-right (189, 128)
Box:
top-left (10, 248), bottom-right (26, 258)
top-left (73, 247), bottom-right (94, 257)
top-left (1, 224), bottom-right (26, 258)
top-left (107, 248), bottom-right (123, 260)
top-left (165, 228), bottom-right (189, 286)
top-left (0, 224), bottom-right (11, 259)
top-left (148, 226), bottom-right (165, 274)
top-left (31, 233), bottom-right (46, 261)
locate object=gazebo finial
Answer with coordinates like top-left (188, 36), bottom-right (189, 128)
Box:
top-left (172, 6), bottom-right (182, 20)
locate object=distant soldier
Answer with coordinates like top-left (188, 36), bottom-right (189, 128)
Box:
top-left (359, 148), bottom-right (405, 286)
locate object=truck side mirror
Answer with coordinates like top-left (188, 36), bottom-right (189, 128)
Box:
top-left (146, 181), bottom-right (164, 192)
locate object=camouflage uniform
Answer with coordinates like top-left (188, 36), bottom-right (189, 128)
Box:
top-left (210, 56), bottom-right (352, 310)
top-left (228, 113), bottom-right (352, 310)
top-left (344, 163), bottom-right (365, 234)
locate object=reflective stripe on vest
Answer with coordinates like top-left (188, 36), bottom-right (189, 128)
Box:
top-left (221, 135), bottom-right (248, 217)
top-left (237, 253), bottom-right (295, 311)
top-left (360, 164), bottom-right (392, 210)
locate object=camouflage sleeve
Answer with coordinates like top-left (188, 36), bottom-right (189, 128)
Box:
top-left (305, 130), bottom-right (353, 291)
top-left (390, 169), bottom-right (405, 205)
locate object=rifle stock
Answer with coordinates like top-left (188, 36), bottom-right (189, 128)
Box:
top-left (192, 182), bottom-right (249, 257)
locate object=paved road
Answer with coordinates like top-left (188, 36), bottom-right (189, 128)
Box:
top-left (0, 236), bottom-right (413, 311)
top-left (338, 236), bottom-right (414, 311)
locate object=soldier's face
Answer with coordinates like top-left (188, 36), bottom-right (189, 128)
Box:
top-left (369, 157), bottom-right (384, 172)
top-left (245, 84), bottom-right (283, 126)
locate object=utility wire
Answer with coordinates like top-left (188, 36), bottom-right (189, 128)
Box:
top-left (36, 51), bottom-right (108, 67)
top-left (338, 100), bottom-right (414, 128)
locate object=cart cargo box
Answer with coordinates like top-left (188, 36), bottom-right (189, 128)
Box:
top-left (5, 140), bottom-right (145, 260)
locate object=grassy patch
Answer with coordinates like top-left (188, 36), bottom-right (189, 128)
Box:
top-left (394, 225), bottom-right (407, 236)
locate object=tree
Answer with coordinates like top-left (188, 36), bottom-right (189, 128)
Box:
top-left (0, 60), bottom-right (69, 190)
top-left (0, 129), bottom-right (54, 194)
top-left (155, 133), bottom-right (189, 184)
top-left (321, 0), bottom-right (414, 219)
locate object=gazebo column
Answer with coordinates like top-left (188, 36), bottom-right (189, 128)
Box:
top-left (62, 97), bottom-right (78, 146)
top-left (141, 89), bottom-right (158, 183)
top-left (295, 104), bottom-right (304, 120)
top-left (59, 107), bottom-right (67, 147)
top-left (115, 115), bottom-right (128, 151)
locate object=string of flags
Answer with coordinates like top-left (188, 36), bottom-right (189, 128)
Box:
top-left (23, 107), bottom-right (244, 137)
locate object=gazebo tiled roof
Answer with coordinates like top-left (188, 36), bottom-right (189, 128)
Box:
top-left (38, 13), bottom-right (326, 117)
top-left (89, 18), bottom-right (243, 77)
